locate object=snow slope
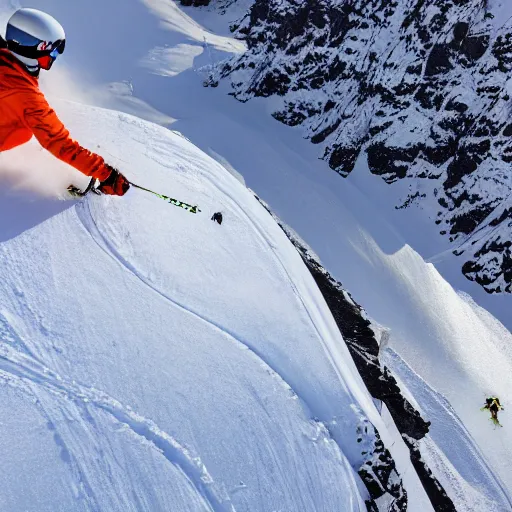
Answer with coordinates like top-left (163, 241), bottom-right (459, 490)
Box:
top-left (0, 101), bottom-right (426, 511)
top-left (1, 0), bottom-right (511, 509)
top-left (383, 349), bottom-right (511, 512)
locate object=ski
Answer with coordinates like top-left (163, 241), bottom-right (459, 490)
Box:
top-left (67, 177), bottom-right (101, 198)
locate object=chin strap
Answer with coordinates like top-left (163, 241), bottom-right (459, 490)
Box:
top-left (6, 50), bottom-right (40, 76)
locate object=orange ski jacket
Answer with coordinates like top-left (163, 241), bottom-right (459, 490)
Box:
top-left (0, 49), bottom-right (111, 181)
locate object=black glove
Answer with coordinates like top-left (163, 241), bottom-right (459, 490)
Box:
top-left (98, 165), bottom-right (130, 196)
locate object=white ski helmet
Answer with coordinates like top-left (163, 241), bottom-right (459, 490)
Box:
top-left (5, 8), bottom-right (65, 73)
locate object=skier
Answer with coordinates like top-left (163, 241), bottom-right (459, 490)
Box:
top-left (481, 397), bottom-right (504, 426)
top-left (0, 8), bottom-right (129, 196)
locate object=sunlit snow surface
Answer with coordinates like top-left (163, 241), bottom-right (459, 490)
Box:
top-left (0, 105), bottom-right (376, 511)
top-left (0, 0), bottom-right (511, 510)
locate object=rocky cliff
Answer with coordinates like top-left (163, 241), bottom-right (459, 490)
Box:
top-left (220, 0), bottom-right (512, 293)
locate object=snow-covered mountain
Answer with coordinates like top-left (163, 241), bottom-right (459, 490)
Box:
top-left (221, 0), bottom-right (512, 295)
top-left (1, 0), bottom-right (512, 510)
top-left (0, 100), bottom-right (426, 511)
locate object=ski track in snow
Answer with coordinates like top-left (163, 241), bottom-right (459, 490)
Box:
top-left (191, 159), bottom-right (375, 428)
top-left (204, 176), bottom-right (355, 383)
top-left (74, 192), bottom-right (383, 508)
top-left (75, 198), bottom-right (372, 510)
top-left (0, 314), bottom-right (102, 508)
top-left (70, 167), bottom-right (419, 512)
top-left (0, 336), bottom-right (235, 512)
top-left (28, 388), bottom-right (102, 511)
top-left (75, 197), bottom-right (324, 428)
top-left (0, 311), bottom-right (41, 363)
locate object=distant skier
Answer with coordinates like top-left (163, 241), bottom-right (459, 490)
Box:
top-left (0, 8), bottom-right (129, 196)
top-left (481, 397), bottom-right (504, 426)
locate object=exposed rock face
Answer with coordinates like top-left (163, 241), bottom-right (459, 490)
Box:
top-left (294, 234), bottom-right (455, 512)
top-left (180, 0), bottom-right (210, 6)
top-left (358, 427), bottom-right (408, 511)
top-left (404, 436), bottom-right (457, 512)
top-left (256, 195), bottom-right (455, 511)
top-left (221, 0), bottom-right (512, 294)
top-left (301, 248), bottom-right (430, 441)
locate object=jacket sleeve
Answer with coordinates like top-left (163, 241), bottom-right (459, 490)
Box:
top-left (21, 92), bottom-right (111, 181)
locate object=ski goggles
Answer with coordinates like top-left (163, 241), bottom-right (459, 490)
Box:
top-left (37, 44), bottom-right (65, 70)
top-left (6, 24), bottom-right (65, 67)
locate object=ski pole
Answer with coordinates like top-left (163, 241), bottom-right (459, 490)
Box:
top-left (129, 182), bottom-right (201, 214)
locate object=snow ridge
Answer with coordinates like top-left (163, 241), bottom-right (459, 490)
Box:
top-left (253, 197), bottom-right (462, 511)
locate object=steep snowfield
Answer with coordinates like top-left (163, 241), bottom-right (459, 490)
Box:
top-left (1, 0), bottom-right (511, 509)
top-left (0, 102), bottom-right (383, 511)
top-left (383, 349), bottom-right (510, 512)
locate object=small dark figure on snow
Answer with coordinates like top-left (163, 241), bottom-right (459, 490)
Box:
top-left (481, 397), bottom-right (504, 427)
top-left (211, 212), bottom-right (223, 225)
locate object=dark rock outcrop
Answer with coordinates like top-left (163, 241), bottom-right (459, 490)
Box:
top-left (256, 195), bottom-right (455, 511)
top-left (221, 0), bottom-right (512, 294)
top-left (180, 0), bottom-right (211, 6)
top-left (404, 437), bottom-right (457, 512)
top-left (359, 427), bottom-right (408, 511)
top-left (296, 233), bottom-right (455, 511)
